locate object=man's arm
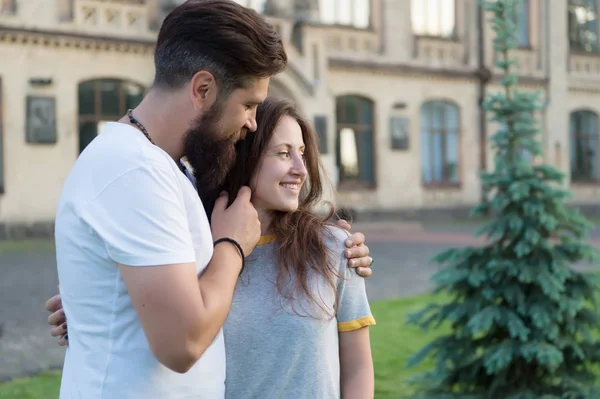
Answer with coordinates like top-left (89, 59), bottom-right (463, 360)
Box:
top-left (120, 242), bottom-right (243, 373)
top-left (110, 186), bottom-right (259, 373)
top-left (57, 163), bottom-right (259, 373)
top-left (48, 244), bottom-right (247, 366)
top-left (46, 190), bottom-right (260, 360)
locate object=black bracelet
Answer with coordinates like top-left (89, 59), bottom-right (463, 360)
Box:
top-left (213, 237), bottom-right (245, 275)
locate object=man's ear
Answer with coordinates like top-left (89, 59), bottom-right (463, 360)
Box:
top-left (189, 70), bottom-right (217, 111)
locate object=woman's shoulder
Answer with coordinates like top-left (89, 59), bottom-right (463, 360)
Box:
top-left (321, 224), bottom-right (351, 256)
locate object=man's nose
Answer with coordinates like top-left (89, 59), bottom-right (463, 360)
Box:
top-left (245, 114), bottom-right (257, 132)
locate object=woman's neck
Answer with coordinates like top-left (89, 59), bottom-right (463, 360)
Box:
top-left (257, 208), bottom-right (273, 236)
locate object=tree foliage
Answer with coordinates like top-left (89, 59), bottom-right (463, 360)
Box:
top-left (406, 1), bottom-right (600, 398)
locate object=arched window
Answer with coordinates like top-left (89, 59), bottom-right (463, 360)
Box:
top-left (570, 110), bottom-right (598, 181)
top-left (335, 95), bottom-right (375, 187)
top-left (78, 79), bottom-right (146, 153)
top-left (420, 100), bottom-right (460, 184)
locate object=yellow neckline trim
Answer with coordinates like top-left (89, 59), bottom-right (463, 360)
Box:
top-left (257, 235), bottom-right (277, 246)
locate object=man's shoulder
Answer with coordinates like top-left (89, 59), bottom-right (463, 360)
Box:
top-left (60, 122), bottom-right (186, 207)
top-left (80, 122), bottom-right (180, 176)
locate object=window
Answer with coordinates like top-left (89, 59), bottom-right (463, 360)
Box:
top-left (0, 77), bottom-right (4, 194)
top-left (78, 79), bottom-right (145, 153)
top-left (335, 95), bottom-right (375, 187)
top-left (57, 0), bottom-right (74, 21)
top-left (411, 0), bottom-right (455, 38)
top-left (420, 100), bottom-right (460, 185)
top-left (0, 0), bottom-right (16, 14)
top-left (569, 0), bottom-right (598, 52)
top-left (320, 0), bottom-right (370, 29)
top-left (232, 0), bottom-right (267, 13)
top-left (515, 0), bottom-right (530, 47)
top-left (570, 110), bottom-right (598, 181)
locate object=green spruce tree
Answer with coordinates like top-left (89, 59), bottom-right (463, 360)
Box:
top-left (406, 1), bottom-right (600, 397)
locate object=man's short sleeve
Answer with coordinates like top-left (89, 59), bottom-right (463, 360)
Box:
top-left (79, 165), bottom-right (196, 266)
top-left (327, 228), bottom-right (376, 332)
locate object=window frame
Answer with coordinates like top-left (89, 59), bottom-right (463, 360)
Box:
top-left (335, 95), bottom-right (377, 190)
top-left (319, 0), bottom-right (372, 29)
top-left (78, 79), bottom-right (146, 154)
top-left (420, 100), bottom-right (462, 187)
top-left (0, 0), bottom-right (17, 14)
top-left (514, 0), bottom-right (531, 48)
top-left (411, 0), bottom-right (457, 39)
top-left (570, 109), bottom-right (599, 182)
top-left (0, 76), bottom-right (4, 195)
top-left (568, 0), bottom-right (599, 53)
top-left (231, 0), bottom-right (266, 13)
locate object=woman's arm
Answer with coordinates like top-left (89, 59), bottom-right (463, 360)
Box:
top-left (339, 327), bottom-right (374, 399)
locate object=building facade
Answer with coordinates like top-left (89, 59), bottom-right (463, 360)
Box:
top-left (0, 0), bottom-right (598, 233)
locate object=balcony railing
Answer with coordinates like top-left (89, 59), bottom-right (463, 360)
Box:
top-left (413, 35), bottom-right (465, 68)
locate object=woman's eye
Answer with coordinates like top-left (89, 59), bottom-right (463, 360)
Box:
top-left (279, 151), bottom-right (290, 158)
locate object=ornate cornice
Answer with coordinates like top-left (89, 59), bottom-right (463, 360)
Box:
top-left (329, 58), bottom-right (550, 86)
top-left (0, 25), bottom-right (155, 54)
top-left (568, 85), bottom-right (600, 95)
top-left (329, 58), bottom-right (478, 82)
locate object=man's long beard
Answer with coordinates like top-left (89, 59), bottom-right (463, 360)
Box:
top-left (183, 100), bottom-right (239, 218)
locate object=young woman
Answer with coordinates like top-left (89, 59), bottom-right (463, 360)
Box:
top-left (207, 96), bottom-right (375, 398)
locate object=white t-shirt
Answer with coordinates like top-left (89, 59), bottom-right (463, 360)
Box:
top-left (55, 122), bottom-right (224, 398)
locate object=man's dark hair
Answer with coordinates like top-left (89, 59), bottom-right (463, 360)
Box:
top-left (153, 0), bottom-right (288, 96)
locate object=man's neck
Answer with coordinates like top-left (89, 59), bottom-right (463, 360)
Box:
top-left (118, 89), bottom-right (190, 161)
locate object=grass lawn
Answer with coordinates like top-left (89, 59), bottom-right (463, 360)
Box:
top-left (0, 370), bottom-right (62, 399)
top-left (0, 239), bottom-right (55, 254)
top-left (370, 293), bottom-right (447, 399)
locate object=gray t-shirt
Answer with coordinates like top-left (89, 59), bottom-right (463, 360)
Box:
top-left (223, 226), bottom-right (375, 398)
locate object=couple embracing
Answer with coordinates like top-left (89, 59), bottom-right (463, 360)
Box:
top-left (44, 1), bottom-right (377, 398)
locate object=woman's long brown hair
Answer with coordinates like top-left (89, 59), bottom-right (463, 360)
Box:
top-left (198, 96), bottom-right (340, 319)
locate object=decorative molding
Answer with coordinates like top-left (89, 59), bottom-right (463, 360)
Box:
top-left (328, 58), bottom-right (549, 86)
top-left (0, 25), bottom-right (155, 54)
top-left (567, 85), bottom-right (600, 95)
top-left (329, 58), bottom-right (478, 82)
top-left (74, 0), bottom-right (148, 33)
